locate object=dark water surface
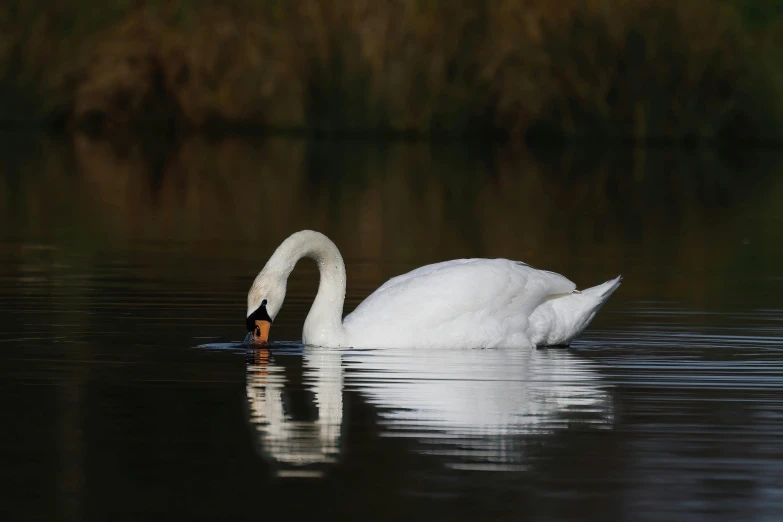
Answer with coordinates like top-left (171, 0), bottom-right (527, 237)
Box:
top-left (1, 134), bottom-right (782, 521)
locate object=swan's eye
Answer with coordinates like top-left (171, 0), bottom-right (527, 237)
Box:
top-left (262, 299), bottom-right (267, 306)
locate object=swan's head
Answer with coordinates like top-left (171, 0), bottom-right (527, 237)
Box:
top-left (246, 272), bottom-right (286, 345)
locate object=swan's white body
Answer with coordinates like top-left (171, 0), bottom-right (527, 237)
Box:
top-left (247, 230), bottom-right (621, 349)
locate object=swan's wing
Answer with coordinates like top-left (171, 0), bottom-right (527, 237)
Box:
top-left (373, 259), bottom-right (477, 293)
top-left (343, 259), bottom-right (575, 342)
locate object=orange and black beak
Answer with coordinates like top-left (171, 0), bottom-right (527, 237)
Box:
top-left (245, 299), bottom-right (272, 346)
top-left (249, 319), bottom-right (271, 345)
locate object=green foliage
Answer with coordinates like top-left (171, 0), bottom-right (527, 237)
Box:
top-left (725, 0), bottom-right (783, 28)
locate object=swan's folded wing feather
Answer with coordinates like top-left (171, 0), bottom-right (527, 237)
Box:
top-left (344, 259), bottom-right (575, 334)
top-left (373, 259), bottom-right (476, 293)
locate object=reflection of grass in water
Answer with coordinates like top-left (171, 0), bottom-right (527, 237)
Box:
top-left (0, 1), bottom-right (781, 142)
top-left (303, 139), bottom-right (495, 241)
top-left (2, 135), bottom-right (782, 306)
top-left (718, 150), bottom-right (783, 292)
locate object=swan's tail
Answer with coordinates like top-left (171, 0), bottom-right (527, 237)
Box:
top-left (529, 275), bottom-right (622, 346)
top-left (582, 275), bottom-right (623, 302)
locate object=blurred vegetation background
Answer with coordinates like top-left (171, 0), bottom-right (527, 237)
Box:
top-left (1, 0), bottom-right (781, 143)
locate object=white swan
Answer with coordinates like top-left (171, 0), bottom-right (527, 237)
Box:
top-left (245, 230), bottom-right (621, 348)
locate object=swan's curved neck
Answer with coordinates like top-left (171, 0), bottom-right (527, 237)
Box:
top-left (268, 231), bottom-right (346, 346)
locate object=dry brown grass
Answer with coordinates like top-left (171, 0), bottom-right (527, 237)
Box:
top-left (1, 0), bottom-right (780, 141)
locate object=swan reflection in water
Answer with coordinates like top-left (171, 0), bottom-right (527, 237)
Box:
top-left (245, 345), bottom-right (614, 475)
top-left (245, 345), bottom-right (344, 478)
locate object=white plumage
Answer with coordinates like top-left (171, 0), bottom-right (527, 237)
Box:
top-left (247, 230), bottom-right (620, 349)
